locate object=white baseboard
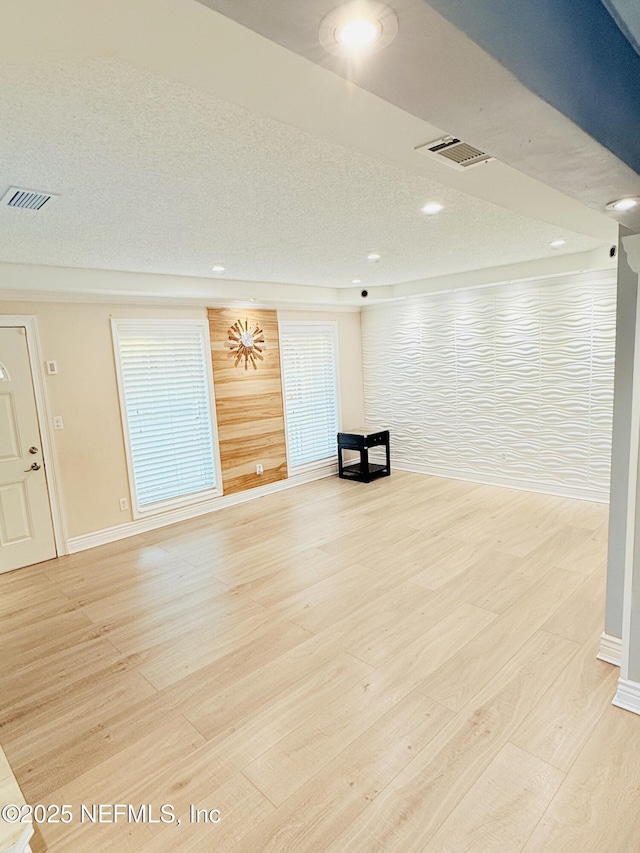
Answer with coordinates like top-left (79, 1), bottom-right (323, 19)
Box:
top-left (613, 677), bottom-right (640, 715)
top-left (597, 632), bottom-right (622, 666)
top-left (391, 461), bottom-right (609, 504)
top-left (67, 462), bottom-right (337, 553)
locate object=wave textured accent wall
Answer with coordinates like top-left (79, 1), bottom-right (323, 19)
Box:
top-left (362, 272), bottom-right (616, 500)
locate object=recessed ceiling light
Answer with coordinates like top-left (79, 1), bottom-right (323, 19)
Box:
top-left (606, 197), bottom-right (639, 212)
top-left (337, 18), bottom-right (381, 47)
top-left (549, 239), bottom-right (566, 248)
top-left (367, 253), bottom-right (381, 262)
top-left (352, 278), bottom-right (362, 284)
top-left (319, 1), bottom-right (398, 56)
top-left (421, 202), bottom-right (444, 215)
top-left (212, 264), bottom-right (225, 273)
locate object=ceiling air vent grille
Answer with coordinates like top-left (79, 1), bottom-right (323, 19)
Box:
top-left (415, 136), bottom-right (494, 171)
top-left (1, 187), bottom-right (59, 210)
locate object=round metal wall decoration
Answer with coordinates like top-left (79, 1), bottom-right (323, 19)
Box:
top-left (225, 318), bottom-right (266, 370)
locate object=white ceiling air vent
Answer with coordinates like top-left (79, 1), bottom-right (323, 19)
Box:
top-left (0, 186), bottom-right (59, 210)
top-left (415, 136), bottom-right (494, 171)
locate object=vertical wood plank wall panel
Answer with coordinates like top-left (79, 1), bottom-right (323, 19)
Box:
top-left (361, 273), bottom-right (616, 500)
top-left (208, 308), bottom-right (287, 494)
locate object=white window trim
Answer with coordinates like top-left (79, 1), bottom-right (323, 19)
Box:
top-left (111, 318), bottom-right (223, 519)
top-left (278, 319), bottom-right (342, 475)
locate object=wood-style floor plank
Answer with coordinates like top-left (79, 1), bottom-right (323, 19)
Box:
top-left (29, 716), bottom-right (206, 851)
top-left (325, 631), bottom-right (580, 853)
top-left (522, 707), bottom-right (640, 852)
top-left (135, 772), bottom-right (274, 853)
top-left (190, 653), bottom-right (373, 773)
top-left (0, 470), bottom-right (633, 853)
top-left (418, 566), bottom-right (586, 712)
top-left (541, 565), bottom-right (608, 644)
top-left (510, 630), bottom-right (620, 772)
top-left (423, 743), bottom-right (565, 852)
top-left (243, 603), bottom-right (496, 806)
top-left (231, 692), bottom-right (454, 853)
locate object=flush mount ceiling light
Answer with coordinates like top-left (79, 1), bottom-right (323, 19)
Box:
top-left (606, 197), bottom-right (639, 212)
top-left (319, 1), bottom-right (398, 56)
top-left (367, 252), bottom-right (381, 262)
top-left (212, 264), bottom-right (225, 273)
top-left (421, 202), bottom-right (444, 215)
top-left (338, 18), bottom-right (381, 47)
top-left (352, 278), bottom-right (362, 284)
top-left (549, 239), bottom-right (566, 248)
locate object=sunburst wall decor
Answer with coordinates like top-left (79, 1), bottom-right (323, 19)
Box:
top-left (225, 318), bottom-right (266, 370)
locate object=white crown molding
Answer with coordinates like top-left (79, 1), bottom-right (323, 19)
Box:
top-left (622, 233), bottom-right (640, 274)
top-left (597, 632), bottom-right (622, 666)
top-left (67, 462), bottom-right (337, 553)
top-left (0, 288), bottom-right (361, 313)
top-left (0, 263), bottom-right (362, 310)
top-left (350, 263), bottom-right (617, 306)
top-left (613, 676), bottom-right (640, 715)
top-left (0, 258), bottom-right (616, 310)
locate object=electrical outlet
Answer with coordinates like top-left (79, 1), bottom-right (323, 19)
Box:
top-left (119, 498), bottom-right (129, 512)
top-left (256, 463), bottom-right (264, 475)
top-left (53, 416), bottom-right (64, 430)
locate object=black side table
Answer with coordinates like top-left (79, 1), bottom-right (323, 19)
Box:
top-left (337, 429), bottom-right (391, 483)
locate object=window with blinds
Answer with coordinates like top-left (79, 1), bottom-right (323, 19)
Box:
top-left (280, 322), bottom-right (339, 469)
top-left (112, 320), bottom-right (219, 515)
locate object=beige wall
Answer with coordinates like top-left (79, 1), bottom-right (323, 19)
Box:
top-left (0, 299), bottom-right (363, 541)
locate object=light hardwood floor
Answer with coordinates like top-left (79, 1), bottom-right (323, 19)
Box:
top-left (0, 471), bottom-right (637, 852)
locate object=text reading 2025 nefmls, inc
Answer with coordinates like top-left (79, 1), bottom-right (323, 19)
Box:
top-left (0, 803), bottom-right (221, 826)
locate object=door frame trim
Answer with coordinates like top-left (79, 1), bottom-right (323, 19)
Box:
top-left (0, 315), bottom-right (67, 558)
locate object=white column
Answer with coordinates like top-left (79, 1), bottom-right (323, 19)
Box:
top-left (600, 228), bottom-right (639, 665)
top-left (613, 232), bottom-right (640, 713)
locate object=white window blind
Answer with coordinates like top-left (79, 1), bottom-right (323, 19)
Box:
top-left (280, 323), bottom-right (339, 468)
top-left (112, 320), bottom-right (218, 513)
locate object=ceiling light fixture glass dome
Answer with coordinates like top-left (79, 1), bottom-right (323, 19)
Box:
top-left (606, 197), bottom-right (639, 212)
top-left (319, 1), bottom-right (398, 56)
top-left (336, 18), bottom-right (381, 47)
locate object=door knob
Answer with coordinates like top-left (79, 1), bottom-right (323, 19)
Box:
top-left (29, 446), bottom-right (39, 454)
top-left (24, 463), bottom-right (41, 472)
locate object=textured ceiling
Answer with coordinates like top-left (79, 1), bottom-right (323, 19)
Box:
top-left (0, 56), bottom-right (604, 289)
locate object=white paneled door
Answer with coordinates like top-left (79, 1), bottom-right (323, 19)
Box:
top-left (0, 327), bottom-right (56, 573)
